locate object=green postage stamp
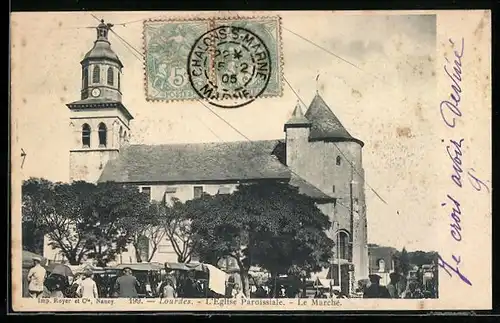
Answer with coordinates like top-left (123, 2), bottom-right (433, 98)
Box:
top-left (143, 16), bottom-right (283, 104)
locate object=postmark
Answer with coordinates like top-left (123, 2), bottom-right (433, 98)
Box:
top-left (143, 16), bottom-right (283, 103)
top-left (187, 25), bottom-right (272, 108)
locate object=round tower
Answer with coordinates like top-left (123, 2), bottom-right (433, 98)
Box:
top-left (284, 93), bottom-right (369, 291)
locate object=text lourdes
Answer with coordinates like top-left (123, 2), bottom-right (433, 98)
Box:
top-left (438, 37), bottom-right (489, 287)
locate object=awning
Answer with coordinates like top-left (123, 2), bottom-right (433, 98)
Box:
top-left (204, 264), bottom-right (226, 295)
top-left (164, 262), bottom-right (205, 272)
top-left (114, 262), bottom-right (164, 271)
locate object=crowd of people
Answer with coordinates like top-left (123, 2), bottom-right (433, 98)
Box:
top-left (363, 272), bottom-right (437, 299)
top-left (26, 256), bottom-right (436, 300)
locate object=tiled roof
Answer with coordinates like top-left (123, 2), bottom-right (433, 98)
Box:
top-left (305, 93), bottom-right (364, 146)
top-left (98, 139), bottom-right (333, 201)
top-left (98, 140), bottom-right (290, 183)
top-left (289, 174), bottom-right (334, 202)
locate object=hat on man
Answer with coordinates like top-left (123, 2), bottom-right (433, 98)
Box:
top-left (33, 256), bottom-right (41, 262)
top-left (368, 274), bottom-right (382, 282)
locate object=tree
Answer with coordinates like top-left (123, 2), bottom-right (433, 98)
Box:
top-left (22, 178), bottom-right (96, 264)
top-left (22, 178), bottom-right (151, 266)
top-left (158, 197), bottom-right (193, 263)
top-left (408, 250), bottom-right (438, 267)
top-left (21, 178), bottom-right (53, 254)
top-left (82, 182), bottom-right (151, 266)
top-left (188, 181), bottom-right (334, 297)
top-left (124, 200), bottom-right (166, 263)
top-left (393, 247), bottom-right (411, 276)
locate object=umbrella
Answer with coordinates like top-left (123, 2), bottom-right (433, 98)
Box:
top-left (49, 263), bottom-right (74, 277)
top-left (22, 250), bottom-right (46, 268)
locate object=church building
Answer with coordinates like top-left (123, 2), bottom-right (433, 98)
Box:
top-left (45, 20), bottom-right (369, 294)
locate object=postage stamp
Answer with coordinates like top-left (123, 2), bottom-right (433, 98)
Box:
top-left (10, 10), bottom-right (492, 313)
top-left (144, 16), bottom-right (282, 106)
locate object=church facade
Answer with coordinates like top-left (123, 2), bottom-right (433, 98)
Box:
top-left (44, 21), bottom-right (369, 292)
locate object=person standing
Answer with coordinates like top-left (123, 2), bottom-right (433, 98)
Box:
top-left (363, 274), bottom-right (391, 298)
top-left (77, 270), bottom-right (99, 299)
top-left (27, 257), bottom-right (46, 298)
top-left (114, 267), bottom-right (140, 298)
top-left (161, 279), bottom-right (176, 298)
top-left (387, 273), bottom-right (401, 298)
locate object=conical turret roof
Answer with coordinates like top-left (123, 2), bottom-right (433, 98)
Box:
top-left (284, 102), bottom-right (311, 130)
top-left (305, 93), bottom-right (363, 146)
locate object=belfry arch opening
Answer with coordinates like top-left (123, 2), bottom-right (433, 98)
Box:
top-left (98, 123), bottom-right (107, 147)
top-left (82, 123), bottom-right (91, 148)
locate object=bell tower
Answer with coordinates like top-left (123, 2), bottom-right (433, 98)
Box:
top-left (67, 20), bottom-right (134, 183)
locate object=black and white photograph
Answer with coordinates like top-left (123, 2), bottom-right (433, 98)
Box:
top-left (10, 10), bottom-right (491, 311)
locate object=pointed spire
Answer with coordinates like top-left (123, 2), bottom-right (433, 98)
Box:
top-left (305, 93), bottom-right (364, 146)
top-left (284, 101), bottom-right (311, 131)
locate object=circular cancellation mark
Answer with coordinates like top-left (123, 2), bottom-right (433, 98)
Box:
top-left (187, 25), bottom-right (272, 108)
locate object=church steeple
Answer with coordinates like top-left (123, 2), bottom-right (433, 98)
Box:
top-left (67, 19), bottom-right (133, 183)
top-left (79, 19), bottom-right (123, 102)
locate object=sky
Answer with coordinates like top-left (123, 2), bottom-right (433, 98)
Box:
top-left (11, 11), bottom-right (438, 251)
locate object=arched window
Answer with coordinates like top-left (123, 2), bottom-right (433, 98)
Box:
top-left (338, 231), bottom-right (349, 260)
top-left (378, 259), bottom-right (386, 272)
top-left (123, 131), bottom-right (128, 142)
top-left (82, 67), bottom-right (88, 88)
top-left (82, 123), bottom-right (91, 148)
top-left (336, 156), bottom-right (341, 166)
top-left (118, 72), bottom-right (121, 91)
top-left (107, 67), bottom-right (114, 86)
top-left (119, 126), bottom-right (123, 141)
top-left (92, 65), bottom-right (100, 83)
top-left (98, 123), bottom-right (107, 147)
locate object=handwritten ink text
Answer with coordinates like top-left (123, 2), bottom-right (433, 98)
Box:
top-left (440, 38), bottom-right (465, 128)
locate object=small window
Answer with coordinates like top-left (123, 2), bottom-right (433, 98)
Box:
top-left (118, 72), bottom-right (121, 90)
top-left (98, 123), bottom-right (107, 147)
top-left (193, 186), bottom-right (203, 199)
top-left (107, 67), bottom-right (114, 86)
top-left (217, 186), bottom-right (231, 195)
top-left (92, 65), bottom-right (100, 83)
top-left (82, 67), bottom-right (89, 88)
top-left (336, 156), bottom-right (341, 166)
top-left (332, 185), bottom-right (336, 193)
top-left (82, 123), bottom-right (91, 148)
top-left (123, 131), bottom-right (128, 142)
top-left (119, 126), bottom-right (123, 141)
top-left (141, 187), bottom-right (151, 200)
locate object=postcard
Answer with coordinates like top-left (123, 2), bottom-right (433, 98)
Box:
top-left (10, 10), bottom-right (491, 312)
